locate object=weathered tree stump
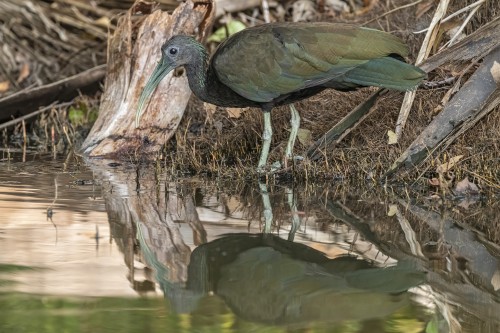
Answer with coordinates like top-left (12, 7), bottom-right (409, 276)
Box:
top-left (81, 0), bottom-right (214, 158)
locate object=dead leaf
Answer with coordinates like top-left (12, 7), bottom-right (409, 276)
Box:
top-left (16, 63), bottom-right (30, 83)
top-left (433, 19), bottom-right (461, 54)
top-left (354, 0), bottom-right (378, 15)
top-left (436, 155), bottom-right (463, 174)
top-left (387, 130), bottom-right (398, 145)
top-left (297, 128), bottom-right (312, 146)
top-left (225, 196), bottom-right (242, 212)
top-left (416, 0), bottom-right (434, 19)
top-left (387, 204), bottom-right (398, 217)
top-left (203, 103), bottom-right (216, 123)
top-left (454, 177), bottom-right (479, 195)
top-left (325, 0), bottom-right (349, 13)
top-left (0, 81), bottom-right (10, 92)
top-left (95, 16), bottom-right (111, 28)
top-left (427, 194), bottom-right (442, 201)
top-left (227, 107), bottom-right (244, 118)
top-left (428, 178), bottom-right (440, 186)
top-left (490, 61), bottom-right (500, 84)
top-left (457, 197), bottom-right (478, 209)
top-left (292, 0), bottom-right (315, 22)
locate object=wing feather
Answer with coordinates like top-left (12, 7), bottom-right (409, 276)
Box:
top-left (213, 23), bottom-right (409, 103)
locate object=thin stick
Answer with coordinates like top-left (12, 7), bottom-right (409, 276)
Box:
top-left (56, 0), bottom-right (113, 18)
top-left (0, 101), bottom-right (72, 130)
top-left (262, 0), bottom-right (270, 24)
top-left (22, 119), bottom-right (27, 143)
top-left (414, 0), bottom-right (486, 34)
top-left (394, 0), bottom-right (450, 142)
top-left (441, 3), bottom-right (482, 49)
top-left (395, 206), bottom-right (424, 257)
top-left (363, 0), bottom-right (423, 26)
top-left (62, 125), bottom-right (73, 146)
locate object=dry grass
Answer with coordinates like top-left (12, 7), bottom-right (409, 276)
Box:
top-left (159, 0), bottom-right (500, 196)
top-left (172, 80), bottom-right (498, 188)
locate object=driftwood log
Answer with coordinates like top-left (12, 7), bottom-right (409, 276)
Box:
top-left (81, 0), bottom-right (215, 158)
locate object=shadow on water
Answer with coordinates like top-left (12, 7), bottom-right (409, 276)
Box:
top-left (0, 153), bottom-right (498, 332)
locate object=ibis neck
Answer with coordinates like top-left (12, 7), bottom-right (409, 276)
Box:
top-left (183, 49), bottom-right (253, 108)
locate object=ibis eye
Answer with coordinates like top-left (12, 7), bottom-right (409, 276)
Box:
top-left (169, 48), bottom-right (178, 55)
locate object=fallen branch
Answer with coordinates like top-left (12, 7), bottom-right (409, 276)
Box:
top-left (0, 101), bottom-right (73, 131)
top-left (0, 65), bottom-right (106, 123)
top-left (385, 46), bottom-right (500, 178)
top-left (420, 15), bottom-right (500, 73)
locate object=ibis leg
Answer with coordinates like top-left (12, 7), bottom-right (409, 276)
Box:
top-left (285, 104), bottom-right (301, 166)
top-left (257, 112), bottom-right (273, 170)
top-left (259, 182), bottom-right (273, 233)
top-left (286, 187), bottom-right (300, 241)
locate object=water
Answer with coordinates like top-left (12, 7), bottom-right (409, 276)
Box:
top-left (0, 152), bottom-right (498, 333)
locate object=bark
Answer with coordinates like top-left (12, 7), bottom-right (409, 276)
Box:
top-left (0, 65), bottom-right (106, 123)
top-left (420, 15), bottom-right (500, 73)
top-left (80, 0), bottom-right (215, 158)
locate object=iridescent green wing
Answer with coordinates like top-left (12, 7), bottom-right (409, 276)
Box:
top-left (212, 22), bottom-right (411, 103)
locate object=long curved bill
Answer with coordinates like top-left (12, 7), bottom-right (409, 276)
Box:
top-left (135, 58), bottom-right (175, 128)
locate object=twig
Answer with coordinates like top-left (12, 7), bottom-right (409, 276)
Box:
top-left (62, 125), bottom-right (73, 147)
top-left (0, 101), bottom-right (73, 130)
top-left (393, 0), bottom-right (450, 143)
top-left (262, 0), bottom-right (270, 24)
top-left (422, 77), bottom-right (456, 89)
top-left (441, 3), bottom-right (483, 49)
top-left (52, 13), bottom-right (108, 39)
top-left (22, 119), bottom-right (27, 143)
top-left (463, 169), bottom-right (500, 190)
top-left (56, 0), bottom-right (114, 18)
top-left (394, 205), bottom-right (425, 257)
top-left (363, 0), bottom-right (423, 26)
top-left (414, 0), bottom-right (487, 34)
